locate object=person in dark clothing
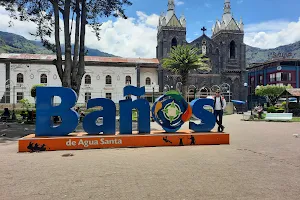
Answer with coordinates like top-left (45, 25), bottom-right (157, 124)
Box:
top-left (1, 108), bottom-right (10, 121)
top-left (213, 91), bottom-right (226, 132)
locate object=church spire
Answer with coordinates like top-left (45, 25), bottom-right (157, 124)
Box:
top-left (224, 0), bottom-right (231, 14)
top-left (168, 0), bottom-right (175, 11)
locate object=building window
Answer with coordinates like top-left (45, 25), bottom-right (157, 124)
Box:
top-left (276, 72), bottom-right (281, 81)
top-left (40, 74), bottom-right (47, 84)
top-left (269, 74), bottom-right (275, 82)
top-left (171, 37), bottom-right (177, 48)
top-left (125, 76), bottom-right (131, 85)
top-left (288, 73), bottom-right (292, 81)
top-left (259, 75), bottom-right (263, 85)
top-left (281, 72), bottom-right (292, 81)
top-left (85, 92), bottom-right (91, 103)
top-left (250, 77), bottom-right (255, 86)
top-left (146, 77), bottom-right (151, 85)
top-left (85, 75), bottom-right (91, 84)
top-left (17, 92), bottom-right (24, 103)
top-left (17, 73), bottom-right (24, 83)
top-left (209, 44), bottom-right (213, 54)
top-left (106, 75), bottom-right (112, 85)
top-left (230, 41), bottom-right (236, 59)
top-left (106, 93), bottom-right (112, 100)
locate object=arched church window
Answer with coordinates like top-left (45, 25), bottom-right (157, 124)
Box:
top-left (125, 76), bottom-right (131, 85)
top-left (171, 37), bottom-right (177, 48)
top-left (106, 75), bottom-right (112, 85)
top-left (146, 77), bottom-right (151, 85)
top-left (40, 74), bottom-right (47, 84)
top-left (85, 74), bottom-right (91, 84)
top-left (17, 73), bottom-right (24, 83)
top-left (209, 44), bottom-right (213, 54)
top-left (230, 41), bottom-right (236, 59)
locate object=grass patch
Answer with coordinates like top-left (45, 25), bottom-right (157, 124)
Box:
top-left (292, 117), bottom-right (300, 122)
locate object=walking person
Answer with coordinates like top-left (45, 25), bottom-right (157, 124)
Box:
top-left (213, 90), bottom-right (226, 132)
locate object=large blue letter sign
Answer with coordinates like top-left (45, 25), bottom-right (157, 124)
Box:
top-left (35, 87), bottom-right (218, 137)
top-left (189, 98), bottom-right (216, 132)
top-left (36, 87), bottom-right (79, 136)
top-left (119, 86), bottom-right (150, 134)
top-left (83, 98), bottom-right (116, 135)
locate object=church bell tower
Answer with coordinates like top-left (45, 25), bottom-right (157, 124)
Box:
top-left (156, 0), bottom-right (187, 60)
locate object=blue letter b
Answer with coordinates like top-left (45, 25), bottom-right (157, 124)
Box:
top-left (35, 87), bottom-right (79, 136)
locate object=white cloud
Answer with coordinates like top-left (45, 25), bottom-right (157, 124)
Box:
top-left (244, 18), bottom-right (300, 49)
top-left (0, 7), bottom-right (159, 58)
top-left (237, 0), bottom-right (244, 4)
top-left (175, 0), bottom-right (184, 6)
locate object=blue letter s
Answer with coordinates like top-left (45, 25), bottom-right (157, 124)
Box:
top-left (189, 98), bottom-right (216, 132)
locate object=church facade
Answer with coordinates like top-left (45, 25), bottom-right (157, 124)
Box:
top-left (157, 0), bottom-right (247, 101)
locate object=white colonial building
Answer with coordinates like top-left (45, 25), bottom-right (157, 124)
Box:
top-left (0, 54), bottom-right (159, 105)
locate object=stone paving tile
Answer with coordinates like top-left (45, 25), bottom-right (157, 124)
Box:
top-left (0, 114), bottom-right (299, 200)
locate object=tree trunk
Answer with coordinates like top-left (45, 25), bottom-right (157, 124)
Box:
top-left (73, 0), bottom-right (87, 96)
top-left (63, 0), bottom-right (72, 88)
top-left (71, 0), bottom-right (80, 85)
top-left (52, 1), bottom-right (63, 82)
top-left (180, 70), bottom-right (189, 100)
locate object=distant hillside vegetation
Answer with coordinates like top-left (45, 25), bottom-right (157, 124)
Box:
top-left (0, 31), bottom-right (117, 57)
top-left (246, 41), bottom-right (300, 66)
top-left (1, 31), bottom-right (300, 63)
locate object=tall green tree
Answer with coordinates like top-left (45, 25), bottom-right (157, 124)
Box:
top-left (162, 45), bottom-right (211, 100)
top-left (0, 0), bottom-right (132, 97)
top-left (255, 85), bottom-right (292, 106)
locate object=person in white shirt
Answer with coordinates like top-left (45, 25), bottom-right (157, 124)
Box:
top-left (214, 90), bottom-right (226, 132)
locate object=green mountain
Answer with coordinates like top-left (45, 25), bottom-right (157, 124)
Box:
top-left (0, 31), bottom-right (53, 54)
top-left (246, 41), bottom-right (300, 66)
top-left (1, 31), bottom-right (300, 63)
top-left (0, 31), bottom-right (117, 57)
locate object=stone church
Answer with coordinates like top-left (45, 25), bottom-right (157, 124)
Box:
top-left (156, 0), bottom-right (247, 101)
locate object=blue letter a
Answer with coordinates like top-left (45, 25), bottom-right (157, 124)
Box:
top-left (83, 98), bottom-right (116, 135)
top-left (36, 87), bottom-right (79, 136)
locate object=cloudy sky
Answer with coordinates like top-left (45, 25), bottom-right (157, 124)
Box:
top-left (0, 0), bottom-right (300, 58)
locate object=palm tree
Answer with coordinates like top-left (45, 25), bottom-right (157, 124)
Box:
top-left (162, 45), bottom-right (211, 100)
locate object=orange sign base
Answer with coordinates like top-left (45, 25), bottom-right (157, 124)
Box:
top-left (18, 130), bottom-right (230, 152)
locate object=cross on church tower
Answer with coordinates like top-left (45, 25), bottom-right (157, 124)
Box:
top-left (201, 26), bottom-right (207, 35)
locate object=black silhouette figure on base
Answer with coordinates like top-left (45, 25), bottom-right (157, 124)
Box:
top-left (27, 142), bottom-right (47, 152)
top-left (163, 136), bottom-right (172, 144)
top-left (189, 135), bottom-right (196, 145)
top-left (179, 138), bottom-right (184, 146)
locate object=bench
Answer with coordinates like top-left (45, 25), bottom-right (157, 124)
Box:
top-left (265, 113), bottom-right (293, 121)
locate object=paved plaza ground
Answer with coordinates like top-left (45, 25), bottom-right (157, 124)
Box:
top-left (0, 114), bottom-right (300, 200)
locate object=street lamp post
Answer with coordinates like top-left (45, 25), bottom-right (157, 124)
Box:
top-left (244, 83), bottom-right (253, 115)
top-left (152, 82), bottom-right (156, 103)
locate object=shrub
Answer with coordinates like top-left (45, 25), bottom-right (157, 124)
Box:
top-left (288, 102), bottom-right (300, 109)
top-left (291, 108), bottom-right (300, 117)
top-left (31, 84), bottom-right (44, 98)
top-left (267, 106), bottom-right (276, 113)
top-left (275, 108), bottom-right (285, 113)
top-left (282, 102), bottom-right (286, 107)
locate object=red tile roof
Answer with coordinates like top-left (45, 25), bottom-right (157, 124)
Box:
top-left (286, 89), bottom-right (300, 97)
top-left (280, 89), bottom-right (300, 97)
top-left (0, 53), bottom-right (159, 64)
